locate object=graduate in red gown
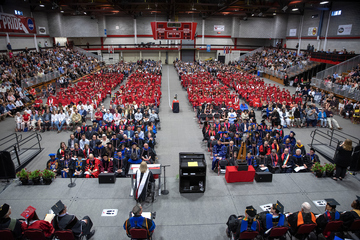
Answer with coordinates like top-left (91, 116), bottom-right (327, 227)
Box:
top-left (20, 206), bottom-right (54, 238)
top-left (84, 154), bottom-right (100, 178)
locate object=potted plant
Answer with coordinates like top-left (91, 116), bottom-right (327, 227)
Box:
top-left (42, 169), bottom-right (56, 185)
top-left (16, 169), bottom-right (30, 185)
top-left (324, 163), bottom-right (336, 177)
top-left (29, 170), bottom-right (42, 185)
top-left (312, 162), bottom-right (324, 178)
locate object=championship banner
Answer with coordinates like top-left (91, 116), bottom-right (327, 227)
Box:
top-left (214, 25), bottom-right (225, 31)
top-left (337, 24), bottom-right (352, 35)
top-left (307, 27), bottom-right (317, 36)
top-left (0, 13), bottom-right (36, 34)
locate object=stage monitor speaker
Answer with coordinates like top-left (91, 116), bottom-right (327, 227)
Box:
top-left (235, 160), bottom-right (248, 171)
top-left (255, 172), bottom-right (273, 182)
top-left (98, 173), bottom-right (116, 184)
top-left (0, 151), bottom-right (16, 179)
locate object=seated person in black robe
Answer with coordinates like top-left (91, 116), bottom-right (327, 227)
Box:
top-left (341, 196), bottom-right (360, 230)
top-left (226, 206), bottom-right (260, 239)
top-left (293, 140), bottom-right (306, 156)
top-left (266, 149), bottom-right (281, 173)
top-left (316, 199), bottom-right (341, 236)
top-left (293, 149), bottom-right (311, 172)
top-left (134, 161), bottom-right (155, 203)
top-left (287, 202), bottom-right (316, 237)
top-left (113, 151), bottom-right (127, 177)
top-left (305, 148), bottom-right (320, 169)
top-left (99, 153), bottom-right (114, 173)
top-left (258, 201), bottom-right (288, 237)
top-left (141, 143), bottom-right (156, 164)
top-left (128, 142), bottom-right (141, 160)
top-left (51, 200), bottom-right (95, 240)
top-left (0, 203), bottom-right (23, 239)
top-left (280, 148), bottom-right (295, 173)
top-left (73, 155), bottom-right (85, 178)
top-left (93, 141), bottom-right (106, 160)
top-left (46, 153), bottom-right (60, 176)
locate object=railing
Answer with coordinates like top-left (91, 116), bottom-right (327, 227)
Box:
top-left (0, 133), bottom-right (22, 153)
top-left (314, 55), bottom-right (360, 81)
top-left (310, 128), bottom-right (340, 149)
top-left (311, 78), bottom-right (360, 101)
top-left (327, 129), bottom-right (360, 146)
top-left (238, 47), bottom-right (264, 62)
top-left (13, 133), bottom-right (42, 170)
top-left (73, 46), bottom-right (103, 61)
top-left (286, 60), bottom-right (320, 78)
top-left (22, 70), bottom-right (61, 88)
top-left (310, 52), bottom-right (358, 63)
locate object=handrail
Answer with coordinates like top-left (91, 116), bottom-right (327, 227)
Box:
top-left (0, 133), bottom-right (22, 152)
top-left (310, 128), bottom-right (340, 148)
top-left (326, 129), bottom-right (360, 145)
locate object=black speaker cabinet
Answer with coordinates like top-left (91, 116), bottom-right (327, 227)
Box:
top-left (0, 151), bottom-right (16, 179)
top-left (98, 173), bottom-right (116, 184)
top-left (179, 152), bottom-right (206, 193)
top-left (255, 172), bottom-right (273, 182)
top-left (236, 160), bottom-right (248, 171)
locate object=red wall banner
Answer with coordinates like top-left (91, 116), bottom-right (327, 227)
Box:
top-left (0, 13), bottom-right (36, 34)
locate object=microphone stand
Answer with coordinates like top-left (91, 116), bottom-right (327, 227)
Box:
top-left (68, 163), bottom-right (76, 188)
top-left (161, 165), bottom-right (170, 195)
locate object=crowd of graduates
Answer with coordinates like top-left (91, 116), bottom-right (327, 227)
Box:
top-left (175, 60), bottom-right (326, 174)
top-left (45, 63), bottom-right (162, 179)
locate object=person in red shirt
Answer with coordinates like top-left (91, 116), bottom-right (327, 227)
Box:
top-left (22, 111), bottom-right (31, 130)
top-left (94, 108), bottom-right (103, 125)
top-left (20, 206), bottom-right (54, 238)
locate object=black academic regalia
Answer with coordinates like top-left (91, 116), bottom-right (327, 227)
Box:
top-left (258, 211), bottom-right (288, 235)
top-left (341, 210), bottom-right (360, 230)
top-left (316, 211), bottom-right (340, 234)
top-left (141, 147), bottom-right (156, 164)
top-left (287, 211), bottom-right (316, 235)
top-left (53, 214), bottom-right (93, 238)
top-left (113, 155), bottom-right (127, 177)
top-left (305, 153), bottom-right (320, 169)
top-left (134, 171), bottom-right (155, 202)
top-left (93, 146), bottom-right (106, 158)
top-left (293, 155), bottom-right (311, 172)
top-left (0, 217), bottom-right (23, 239)
top-left (134, 138), bottom-right (144, 148)
top-left (72, 160), bottom-right (85, 178)
top-left (72, 148), bottom-right (84, 158)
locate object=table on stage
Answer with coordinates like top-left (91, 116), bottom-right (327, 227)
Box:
top-left (225, 165), bottom-right (255, 183)
top-left (128, 164), bottom-right (162, 197)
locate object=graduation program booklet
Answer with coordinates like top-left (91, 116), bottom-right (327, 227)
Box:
top-left (44, 214), bottom-right (55, 223)
top-left (294, 166), bottom-right (306, 172)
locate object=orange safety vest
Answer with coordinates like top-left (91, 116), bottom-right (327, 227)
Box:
top-left (297, 212), bottom-right (317, 226)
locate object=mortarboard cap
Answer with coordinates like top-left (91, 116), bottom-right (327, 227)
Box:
top-left (51, 200), bottom-right (65, 215)
top-left (96, 141), bottom-right (102, 146)
top-left (325, 199), bottom-right (340, 208)
top-left (274, 201), bottom-right (284, 214)
top-left (49, 153), bottom-right (56, 157)
top-left (21, 206), bottom-right (36, 219)
top-left (0, 203), bottom-right (10, 218)
top-left (245, 205), bottom-right (257, 217)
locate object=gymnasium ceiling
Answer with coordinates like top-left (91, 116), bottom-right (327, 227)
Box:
top-left (15, 0), bottom-right (360, 19)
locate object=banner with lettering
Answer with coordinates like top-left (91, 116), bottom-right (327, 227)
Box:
top-left (0, 13), bottom-right (36, 34)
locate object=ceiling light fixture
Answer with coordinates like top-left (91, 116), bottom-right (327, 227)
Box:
top-left (251, 13), bottom-right (254, 16)
top-left (39, 4), bottom-right (45, 7)
top-left (320, 1), bottom-right (329, 4)
top-left (61, 10), bottom-right (64, 13)
top-left (292, 8), bottom-right (299, 11)
top-left (273, 12), bottom-right (276, 15)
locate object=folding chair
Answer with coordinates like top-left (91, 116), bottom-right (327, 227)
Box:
top-left (54, 230), bottom-right (80, 240)
top-left (129, 228), bottom-right (151, 240)
top-left (23, 228), bottom-right (47, 240)
top-left (199, 113), bottom-right (207, 128)
top-left (347, 219), bottom-right (360, 232)
top-left (289, 223), bottom-right (316, 240)
top-left (207, 114), bottom-right (214, 123)
top-left (238, 230), bottom-right (259, 239)
top-left (0, 229), bottom-right (15, 240)
top-left (268, 226), bottom-right (289, 239)
top-left (322, 220), bottom-right (343, 236)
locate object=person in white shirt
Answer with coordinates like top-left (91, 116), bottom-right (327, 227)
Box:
top-left (85, 103), bottom-right (94, 121)
top-left (134, 109), bottom-right (143, 123)
top-left (15, 112), bottom-right (23, 131)
top-left (51, 110), bottom-right (57, 130)
top-left (65, 110), bottom-right (73, 127)
top-left (113, 109), bottom-right (121, 126)
top-left (79, 134), bottom-right (89, 150)
top-left (15, 99), bottom-right (24, 108)
top-left (56, 109), bottom-right (66, 133)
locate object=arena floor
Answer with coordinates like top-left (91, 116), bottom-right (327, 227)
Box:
top-left (1, 65), bottom-right (360, 240)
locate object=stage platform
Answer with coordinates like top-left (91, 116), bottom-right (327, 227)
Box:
top-left (1, 172), bottom-right (360, 240)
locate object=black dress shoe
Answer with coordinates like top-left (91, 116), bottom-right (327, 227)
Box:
top-left (86, 230), bottom-right (95, 240)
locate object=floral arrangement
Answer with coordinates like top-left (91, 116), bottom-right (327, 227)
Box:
top-left (16, 168), bottom-right (30, 179)
top-left (42, 169), bottom-right (56, 179)
top-left (29, 170), bottom-right (42, 180)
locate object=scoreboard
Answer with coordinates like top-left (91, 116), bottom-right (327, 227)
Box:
top-left (150, 22), bottom-right (197, 40)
